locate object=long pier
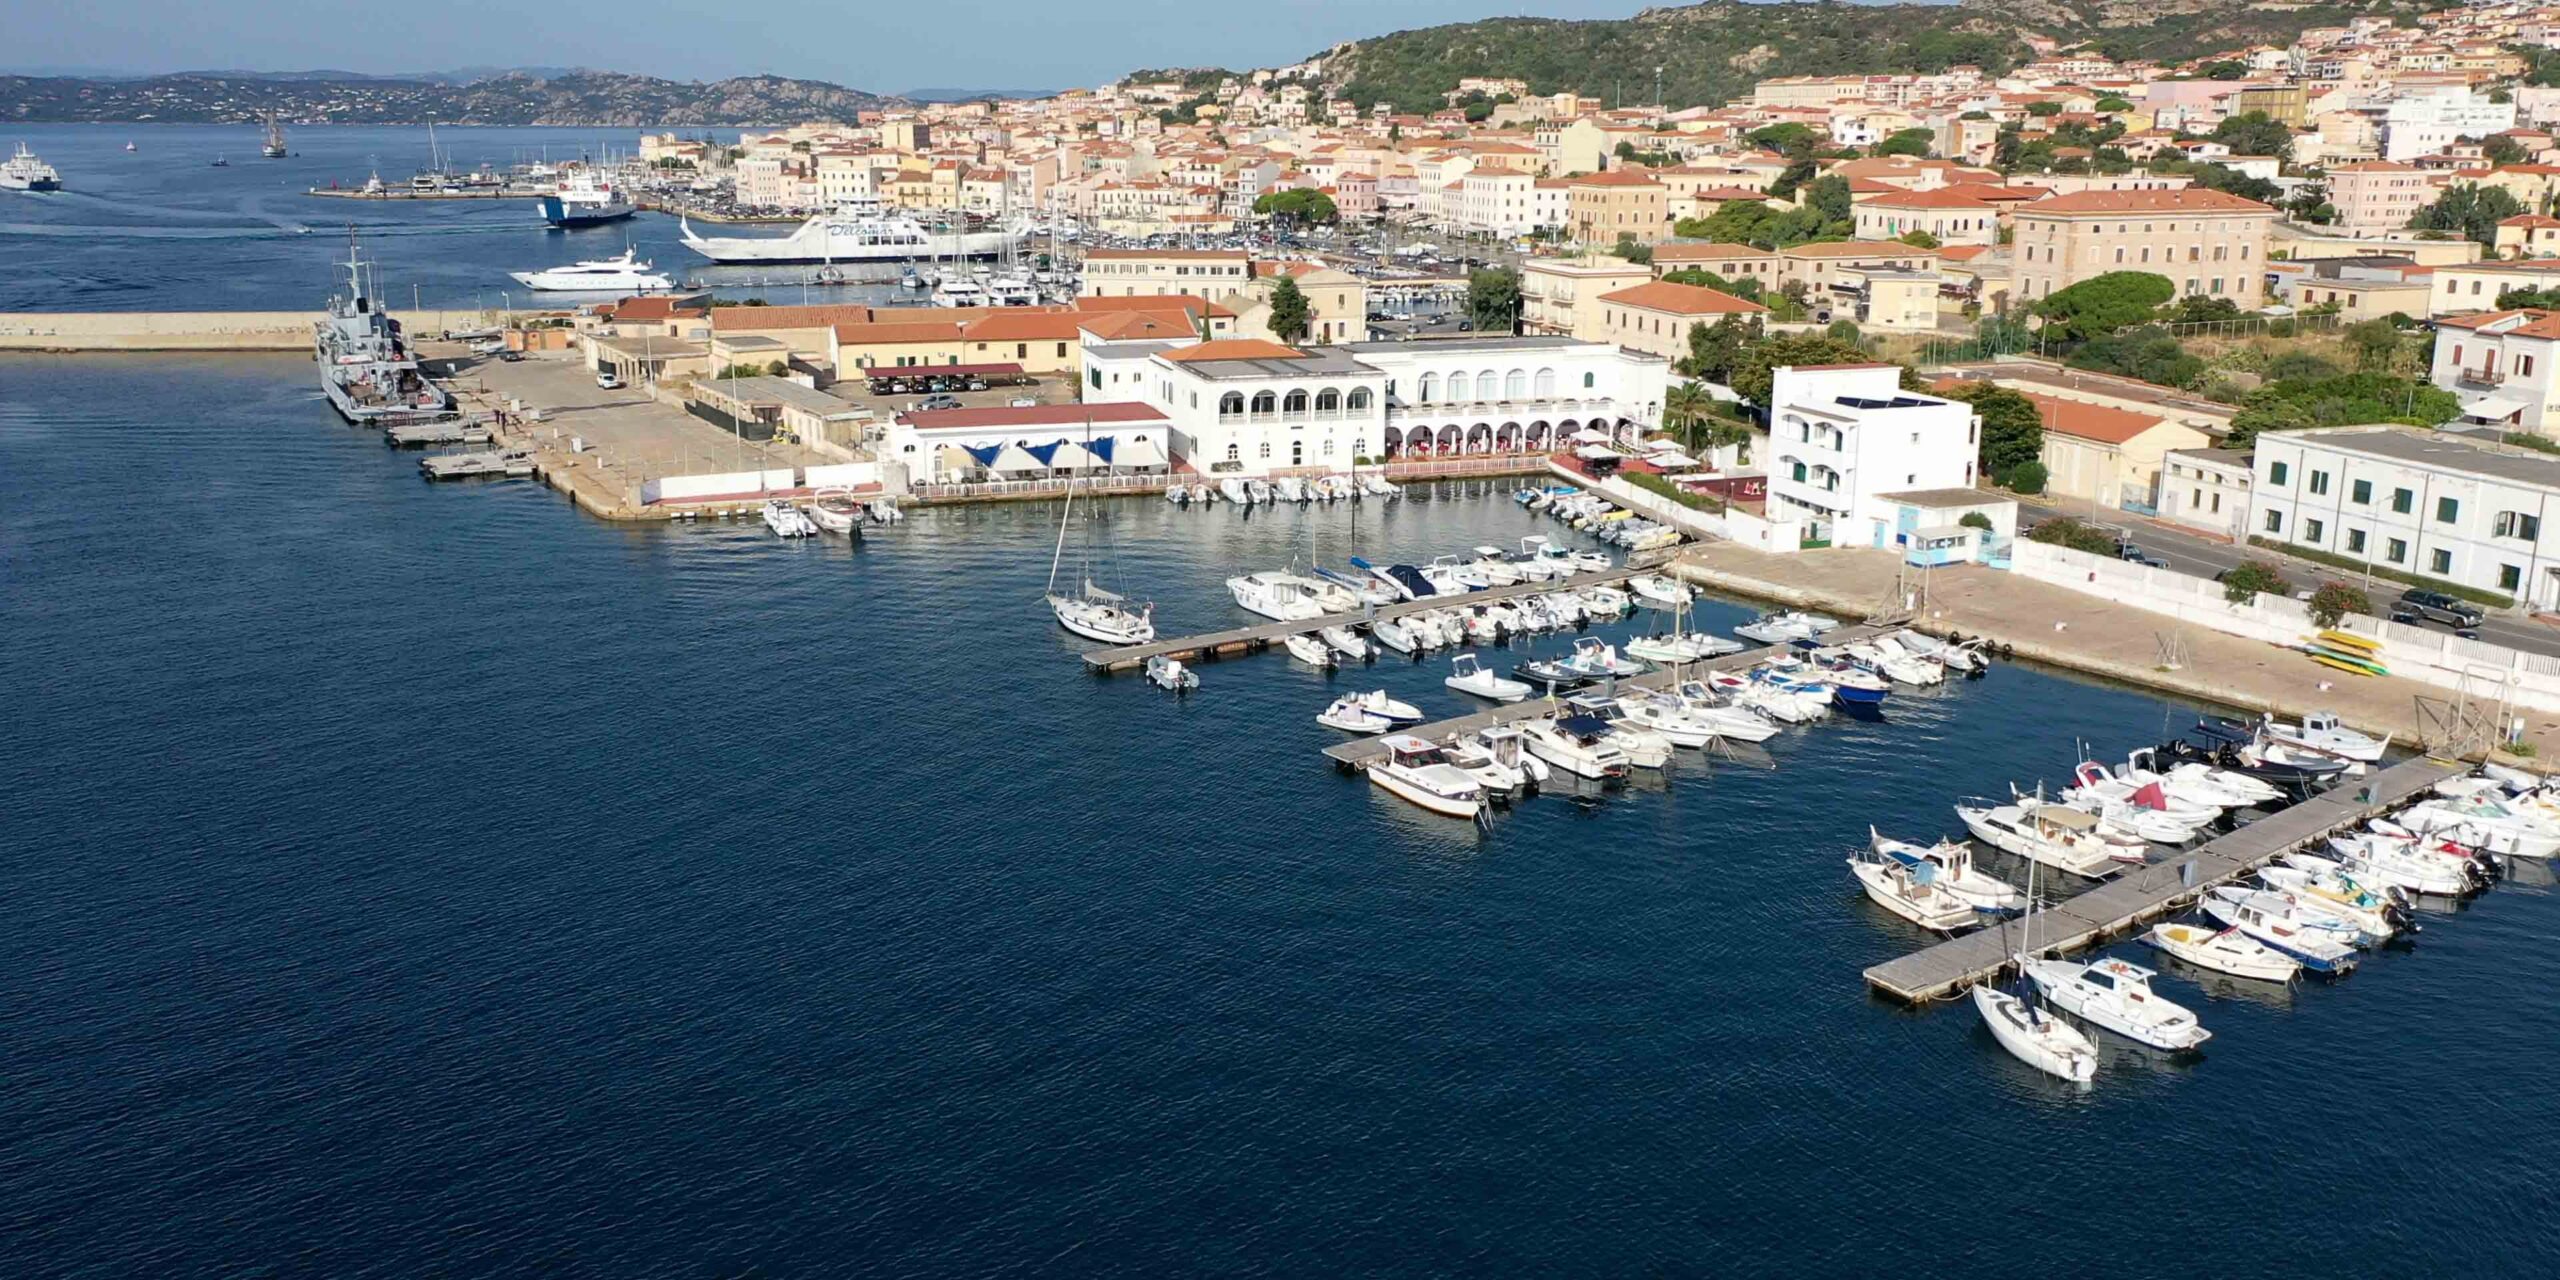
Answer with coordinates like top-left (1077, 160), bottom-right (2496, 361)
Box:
top-left (1861, 753), bottom-right (2465, 1003)
top-left (1319, 624), bottom-right (1887, 769)
top-left (1080, 547), bottom-right (1676, 673)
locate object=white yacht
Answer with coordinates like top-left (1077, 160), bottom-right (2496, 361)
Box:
top-left (762, 499), bottom-right (818, 538)
top-left (1045, 455), bottom-right (1156, 645)
top-left (2, 142), bottom-right (62, 191)
top-left (1849, 849), bottom-right (1979, 932)
top-left (1520, 712), bottom-right (1633, 782)
top-left (509, 248), bottom-right (673, 292)
top-left (1368, 735), bottom-right (1487, 819)
top-left (986, 274), bottom-right (1040, 307)
top-left (1955, 798), bottom-right (2124, 878)
top-left (2023, 957), bottom-right (2211, 1051)
top-left (932, 278), bottom-right (990, 307)
top-left (1229, 572), bottom-right (1327, 622)
top-left (680, 208), bottom-right (1022, 264)
top-left (2140, 921), bottom-right (2300, 983)
top-left (1974, 983), bottom-right (2098, 1083)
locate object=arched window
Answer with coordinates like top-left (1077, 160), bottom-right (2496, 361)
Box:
top-left (1283, 389), bottom-right (1308, 415)
top-left (1447, 371), bottom-right (1469, 401)
top-left (1218, 392), bottom-right (1244, 418)
top-left (1533, 367), bottom-right (1557, 397)
top-left (1475, 371), bottom-right (1499, 400)
top-left (1346, 387), bottom-right (1372, 411)
top-left (1315, 388), bottom-right (1341, 414)
top-left (1417, 373), bottom-right (1438, 402)
top-left (1250, 390), bottom-right (1277, 416)
top-left (1504, 369), bottom-right (1527, 399)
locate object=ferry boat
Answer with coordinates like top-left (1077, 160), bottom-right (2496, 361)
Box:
top-left (539, 171), bottom-right (635, 228)
top-left (509, 249), bottom-right (673, 293)
top-left (679, 205), bottom-right (1023, 264)
top-left (313, 241), bottom-right (456, 426)
top-left (2, 142), bottom-right (62, 191)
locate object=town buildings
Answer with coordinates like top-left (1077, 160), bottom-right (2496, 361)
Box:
top-left (2011, 188), bottom-right (2279, 307)
top-left (2252, 426), bottom-right (2560, 608)
top-left (1764, 364), bottom-right (1979, 549)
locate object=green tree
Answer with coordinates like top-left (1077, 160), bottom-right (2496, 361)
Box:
top-left (1267, 276), bottom-right (1311, 343)
top-left (1675, 312), bottom-right (1764, 382)
top-left (2005, 459), bottom-right (2049, 495)
top-left (2186, 162), bottom-right (2281, 205)
top-left (2094, 96), bottom-right (2133, 113)
top-left (2411, 183), bottom-right (2527, 246)
top-left (2202, 60), bottom-right (2247, 80)
top-left (1940, 382), bottom-right (2045, 480)
top-left (1252, 188), bottom-right (1338, 225)
top-left (2160, 295), bottom-right (2245, 325)
top-left (2496, 285), bottom-right (2560, 309)
top-left (1876, 127), bottom-right (1935, 158)
top-left (2034, 271), bottom-right (2177, 342)
top-left (1607, 234), bottom-right (1653, 264)
top-left (1959, 511), bottom-right (1994, 530)
top-left (2308, 581), bottom-right (2371, 628)
top-left (2221, 559), bottom-right (2291, 605)
top-left (2345, 318), bottom-right (2408, 372)
top-left (2484, 135), bottom-right (2528, 167)
top-left (1728, 333), bottom-right (1890, 406)
top-left (1747, 122), bottom-right (1818, 152)
top-left (2210, 110), bottom-right (2295, 157)
top-left (1897, 228), bottom-right (1942, 250)
top-left (2066, 325), bottom-right (2207, 388)
top-left (1466, 267), bottom-right (1521, 333)
top-left (2027, 515), bottom-right (2116, 554)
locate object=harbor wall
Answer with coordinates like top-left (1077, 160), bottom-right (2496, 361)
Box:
top-left (1549, 461), bottom-right (1805, 554)
top-left (2011, 540), bottom-right (2560, 714)
top-left (0, 310), bottom-right (494, 352)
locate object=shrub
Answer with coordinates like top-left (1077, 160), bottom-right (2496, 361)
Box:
top-left (1959, 511), bottom-right (1993, 531)
top-left (2003, 459), bottom-right (2049, 495)
top-left (2308, 581), bottom-right (2371, 629)
top-left (2222, 559), bottom-right (2291, 605)
top-left (1625, 470), bottom-right (1726, 513)
top-left (2025, 514), bottom-right (2114, 554)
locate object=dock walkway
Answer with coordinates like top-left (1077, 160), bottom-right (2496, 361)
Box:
top-left (1319, 624), bottom-right (1885, 769)
top-left (1861, 754), bottom-right (2464, 1003)
top-left (1081, 547), bottom-right (1674, 673)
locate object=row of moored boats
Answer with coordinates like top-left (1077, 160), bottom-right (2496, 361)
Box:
top-left (1170, 474), bottom-right (1401, 506)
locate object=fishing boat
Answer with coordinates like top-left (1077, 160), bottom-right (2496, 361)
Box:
top-left (1044, 439), bottom-right (1155, 645)
top-left (2201, 890), bottom-right (2359, 974)
top-left (1469, 725), bottom-right (1549, 788)
top-left (2023, 957), bottom-right (2211, 1052)
top-left (1870, 828), bottom-right (2025, 915)
top-left (1955, 797), bottom-right (2123, 877)
top-left (1849, 847), bottom-right (1979, 932)
top-left (1318, 693), bottom-right (1395, 733)
top-left (2141, 921), bottom-right (2300, 983)
top-left (1284, 634), bottom-right (1337, 669)
top-left (2260, 711), bottom-right (2389, 763)
top-left (1446, 654), bottom-right (1532, 702)
top-left (1145, 654), bottom-right (1198, 693)
top-left (1519, 713), bottom-right (1632, 782)
top-left (1367, 735), bottom-right (1487, 819)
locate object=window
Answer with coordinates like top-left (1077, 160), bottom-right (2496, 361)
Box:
top-left (2437, 496), bottom-right (2460, 524)
top-left (2347, 528), bottom-right (2367, 554)
top-left (2269, 461), bottom-right (2289, 485)
top-left (2495, 511), bottom-right (2543, 541)
top-left (1346, 387), bottom-right (1372, 411)
top-left (2210, 493), bottom-right (2221, 513)
top-left (1283, 389), bottom-right (1308, 416)
top-left (2431, 548), bottom-right (2453, 575)
top-left (1504, 369), bottom-right (1527, 399)
top-left (1476, 371), bottom-right (1499, 400)
top-left (2502, 564), bottom-right (2524, 592)
top-left (1584, 372), bottom-right (1595, 388)
top-left (1417, 373), bottom-right (1438, 402)
top-left (1250, 390), bottom-right (1277, 416)
top-left (1315, 388), bottom-right (1340, 414)
top-left (2264, 509), bottom-right (2284, 534)
top-left (2348, 479), bottom-right (2371, 505)
top-left (2387, 537), bottom-right (2407, 564)
top-left (2391, 487), bottom-right (2413, 514)
top-left (2309, 470), bottom-right (2330, 496)
top-left (2304, 518), bottom-right (2325, 544)
top-left (1534, 367), bottom-right (1557, 397)
top-left (1219, 392), bottom-right (1243, 418)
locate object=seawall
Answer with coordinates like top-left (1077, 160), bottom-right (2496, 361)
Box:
top-left (0, 310), bottom-right (495, 352)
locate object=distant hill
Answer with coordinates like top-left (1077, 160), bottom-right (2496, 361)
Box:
top-left (0, 70), bottom-right (902, 125)
top-left (1320, 0), bottom-right (2434, 113)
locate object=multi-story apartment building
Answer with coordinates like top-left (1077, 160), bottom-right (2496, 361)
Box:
top-left (2430, 307), bottom-right (2560, 429)
top-left (2381, 85), bottom-right (2517, 161)
top-left (1850, 189), bottom-right (2002, 247)
top-left (1078, 249), bottom-right (1252, 298)
top-left (2428, 258), bottom-right (2560, 316)
top-left (1764, 363), bottom-right (1979, 549)
top-left (1565, 171), bottom-right (1672, 247)
top-left (1583, 280), bottom-right (1769, 362)
top-left (1520, 258), bottom-right (1652, 337)
top-left (2252, 426), bottom-right (2560, 608)
top-left (2011, 188), bottom-right (2278, 306)
top-left (2324, 161), bottom-right (2436, 235)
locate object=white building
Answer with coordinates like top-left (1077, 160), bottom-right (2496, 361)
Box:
top-left (2252, 426), bottom-right (2560, 608)
top-left (2430, 308), bottom-right (2560, 431)
top-left (2380, 86), bottom-right (2518, 162)
top-left (1764, 363), bottom-right (1980, 549)
top-left (2158, 446), bottom-right (2255, 540)
top-left (1078, 335), bottom-right (1669, 475)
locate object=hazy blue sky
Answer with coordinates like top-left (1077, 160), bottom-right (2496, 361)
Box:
top-left (14, 0), bottom-right (1655, 92)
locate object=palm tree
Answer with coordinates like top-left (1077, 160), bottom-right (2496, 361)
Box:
top-left (1664, 380), bottom-right (1711, 452)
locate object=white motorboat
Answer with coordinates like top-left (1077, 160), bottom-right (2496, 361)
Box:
top-left (2202, 889), bottom-right (2359, 973)
top-left (1446, 654), bottom-right (1532, 702)
top-left (2398, 795), bottom-right (2560, 859)
top-left (1888, 630), bottom-right (1986, 673)
top-left (1373, 617), bottom-right (1423, 656)
top-left (1610, 692), bottom-right (1719, 748)
top-left (1446, 726), bottom-right (1538, 798)
top-left (1955, 798), bottom-right (2123, 877)
top-left (1733, 611), bottom-right (1840, 644)
top-left (1870, 828), bottom-right (2025, 915)
top-left (1469, 546), bottom-right (1525, 586)
top-left (1850, 849), bottom-right (1979, 932)
top-left (806, 489), bottom-right (864, 535)
top-left (2261, 711), bottom-right (2388, 763)
top-left (1245, 479), bottom-right (1273, 504)
top-left (1576, 585), bottom-right (1633, 618)
top-left (2069, 761), bottom-right (2222, 828)
top-left (2320, 835), bottom-right (2479, 897)
top-left (1470, 725), bottom-right (1549, 786)
top-left (1285, 634), bottom-right (1337, 668)
top-left (1368, 735), bottom-right (1486, 818)
top-left (509, 248), bottom-right (672, 292)
top-left (2047, 784), bottom-right (2202, 849)
top-left (1424, 555), bottom-right (1491, 593)
top-left (1361, 474), bottom-right (1399, 498)
top-left (1145, 654), bottom-right (1198, 692)
top-left (1228, 572), bottom-right (1328, 622)
top-left (1514, 537), bottom-right (1565, 581)
top-left (1845, 640), bottom-right (1942, 686)
top-left (1627, 573), bottom-right (1694, 607)
top-left (761, 499), bottom-right (818, 537)
top-left (2024, 958), bottom-right (2212, 1052)
top-left (2118, 750), bottom-right (2262, 810)
top-left (1320, 625), bottom-right (1375, 661)
top-left (1624, 625), bottom-right (1743, 665)
top-left (1353, 689), bottom-right (1425, 724)
top-left (2258, 866), bottom-right (2408, 941)
top-left (932, 278), bottom-right (989, 307)
top-left (2141, 921), bottom-right (2300, 983)
top-left (1667, 680), bottom-right (1782, 743)
top-left (1600, 718), bottom-right (1674, 769)
top-left (1520, 712), bottom-right (1633, 781)
top-left (1217, 477), bottom-right (1251, 505)
top-left (1974, 984), bottom-right (2098, 1083)
top-left (1318, 693), bottom-right (1395, 733)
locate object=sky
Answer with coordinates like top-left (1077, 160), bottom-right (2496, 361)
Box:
top-left (10, 0), bottom-right (1658, 93)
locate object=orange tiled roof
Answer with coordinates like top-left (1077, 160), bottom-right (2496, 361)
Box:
top-left (1596, 280), bottom-right (1769, 315)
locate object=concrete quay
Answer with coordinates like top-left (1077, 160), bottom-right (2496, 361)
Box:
top-left (0, 309), bottom-right (494, 352)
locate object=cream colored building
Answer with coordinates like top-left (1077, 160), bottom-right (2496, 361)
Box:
top-left (1584, 280), bottom-right (1768, 362)
top-left (1566, 171), bottom-right (1672, 247)
top-left (2011, 188), bottom-right (2277, 307)
top-left (2021, 390), bottom-right (2214, 511)
top-left (2324, 161), bottom-right (2435, 236)
top-left (1078, 248), bottom-right (1252, 297)
top-left (1521, 257), bottom-right (1651, 337)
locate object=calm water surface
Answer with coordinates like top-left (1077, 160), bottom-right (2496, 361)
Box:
top-left (5, 372), bottom-right (2559, 1270)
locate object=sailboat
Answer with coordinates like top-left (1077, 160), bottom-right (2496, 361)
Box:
top-left (1044, 415), bottom-right (1156, 645)
top-left (1971, 850), bottom-right (2098, 1083)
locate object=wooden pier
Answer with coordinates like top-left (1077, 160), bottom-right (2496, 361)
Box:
top-left (1317, 624), bottom-right (1887, 769)
top-left (1860, 753), bottom-right (2465, 1004)
top-left (1080, 547), bottom-right (1675, 673)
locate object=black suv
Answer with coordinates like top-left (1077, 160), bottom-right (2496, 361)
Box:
top-left (2396, 589), bottom-right (2484, 629)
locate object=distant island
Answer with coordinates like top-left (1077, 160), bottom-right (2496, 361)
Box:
top-left (0, 69), bottom-right (901, 125)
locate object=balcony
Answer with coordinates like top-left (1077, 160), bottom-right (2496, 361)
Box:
top-left (2458, 366), bottom-right (2507, 388)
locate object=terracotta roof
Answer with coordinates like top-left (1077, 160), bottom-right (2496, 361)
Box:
top-left (712, 303), bottom-right (877, 331)
top-left (1781, 240), bottom-right (1931, 259)
top-left (831, 321), bottom-right (964, 344)
top-left (1079, 248), bottom-right (1250, 261)
top-left (1078, 311), bottom-right (1200, 340)
top-left (1653, 242), bottom-right (1775, 261)
top-left (901, 402), bottom-right (1168, 430)
top-left (958, 311), bottom-right (1087, 341)
top-left (2436, 308), bottom-right (2560, 339)
top-left (1161, 338), bottom-right (1309, 362)
top-left (2500, 214), bottom-right (2560, 228)
top-left (1596, 280), bottom-right (1769, 315)
top-left (1861, 187), bottom-right (1995, 210)
top-left (1570, 170), bottom-right (1668, 188)
top-left (2016, 390), bottom-right (2173, 445)
top-left (1073, 295), bottom-right (1233, 318)
top-left (2018, 188), bottom-right (2277, 215)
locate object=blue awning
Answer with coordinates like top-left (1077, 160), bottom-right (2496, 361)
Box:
top-left (961, 443), bottom-right (1004, 467)
top-left (1087, 435), bottom-right (1116, 464)
top-left (1024, 440), bottom-right (1065, 466)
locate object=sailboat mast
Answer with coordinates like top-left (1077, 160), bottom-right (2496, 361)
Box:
top-left (1046, 463), bottom-right (1074, 596)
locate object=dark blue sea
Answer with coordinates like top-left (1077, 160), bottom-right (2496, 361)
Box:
top-left (7, 126), bottom-right (2560, 1275)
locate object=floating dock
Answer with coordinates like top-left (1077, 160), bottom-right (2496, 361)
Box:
top-left (1319, 624), bottom-right (1887, 769)
top-left (1080, 547), bottom-right (1676, 673)
top-left (386, 420), bottom-right (491, 448)
top-left (420, 449), bottom-right (534, 480)
top-left (1861, 753), bottom-right (2465, 1003)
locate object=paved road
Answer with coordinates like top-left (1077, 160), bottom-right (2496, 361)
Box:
top-left (2015, 496), bottom-right (2560, 659)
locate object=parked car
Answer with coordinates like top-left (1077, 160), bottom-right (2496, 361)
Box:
top-left (2114, 540), bottom-right (2167, 568)
top-left (595, 372), bottom-right (623, 390)
top-left (2395, 589), bottom-right (2485, 629)
top-left (915, 394), bottom-right (964, 411)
